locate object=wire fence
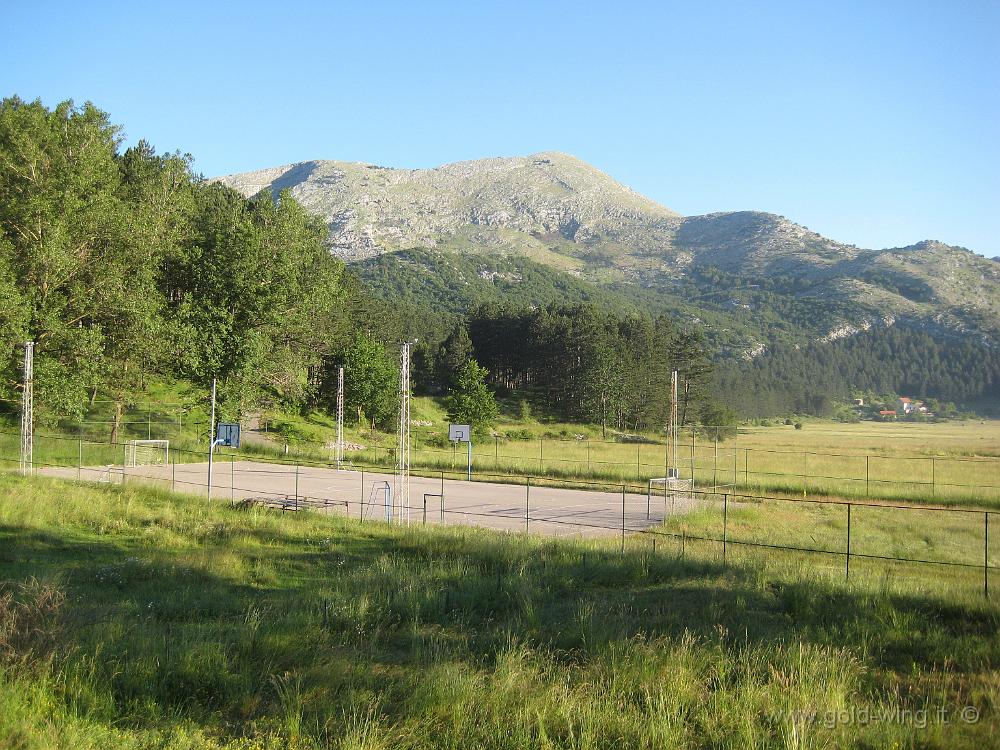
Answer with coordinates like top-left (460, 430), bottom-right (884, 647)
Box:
top-left (18, 414), bottom-right (1000, 507)
top-left (2, 430), bottom-right (996, 598)
top-left (4, 420), bottom-right (1000, 506)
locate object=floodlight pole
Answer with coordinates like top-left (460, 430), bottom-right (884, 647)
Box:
top-left (396, 343), bottom-right (412, 524)
top-left (336, 366), bottom-right (345, 469)
top-left (668, 370), bottom-right (679, 478)
top-left (20, 341), bottom-right (33, 476)
top-left (207, 378), bottom-right (217, 499)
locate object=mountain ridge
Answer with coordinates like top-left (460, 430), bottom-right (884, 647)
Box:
top-left (214, 152), bottom-right (1000, 351)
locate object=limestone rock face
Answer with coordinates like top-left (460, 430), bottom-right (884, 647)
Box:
top-left (215, 152), bottom-right (1000, 345)
top-left (217, 152), bottom-right (681, 260)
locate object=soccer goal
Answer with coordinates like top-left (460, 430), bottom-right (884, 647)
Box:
top-left (125, 439), bottom-right (170, 467)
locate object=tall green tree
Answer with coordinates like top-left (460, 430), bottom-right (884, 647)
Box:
top-left (444, 360), bottom-right (498, 429)
top-left (436, 322), bottom-right (473, 391)
top-left (337, 334), bottom-right (398, 430)
top-left (168, 185), bottom-right (343, 414)
top-left (0, 97), bottom-right (159, 429)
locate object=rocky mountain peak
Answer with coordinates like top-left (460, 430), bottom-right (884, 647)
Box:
top-left (215, 152), bottom-right (680, 259)
top-left (214, 152), bottom-right (998, 344)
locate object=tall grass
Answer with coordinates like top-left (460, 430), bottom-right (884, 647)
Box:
top-left (0, 475), bottom-right (997, 748)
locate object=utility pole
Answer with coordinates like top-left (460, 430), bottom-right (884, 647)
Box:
top-left (207, 378), bottom-right (218, 499)
top-left (668, 370), bottom-right (679, 479)
top-left (396, 343), bottom-right (412, 524)
top-left (336, 366), bottom-right (345, 469)
top-left (20, 342), bottom-right (33, 476)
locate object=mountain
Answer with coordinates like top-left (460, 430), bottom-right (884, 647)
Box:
top-left (215, 153), bottom-right (1000, 359)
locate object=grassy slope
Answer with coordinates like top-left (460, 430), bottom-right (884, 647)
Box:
top-left (1, 476), bottom-right (998, 749)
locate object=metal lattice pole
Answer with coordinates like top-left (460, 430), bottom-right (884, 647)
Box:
top-left (668, 370), bottom-right (678, 477)
top-left (396, 343), bottom-right (411, 524)
top-left (20, 342), bottom-right (33, 476)
top-left (336, 366), bottom-right (345, 469)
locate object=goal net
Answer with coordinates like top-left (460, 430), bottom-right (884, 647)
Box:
top-left (125, 439), bottom-right (169, 467)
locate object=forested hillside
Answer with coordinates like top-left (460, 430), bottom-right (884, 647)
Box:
top-left (0, 98), bottom-right (348, 431)
top-left (3, 97), bottom-right (996, 429)
top-left (217, 152), bottom-right (1000, 419)
top-left (0, 97), bottom-right (717, 431)
top-left (717, 326), bottom-right (1000, 417)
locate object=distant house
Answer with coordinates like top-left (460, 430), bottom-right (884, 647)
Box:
top-left (896, 397), bottom-right (930, 416)
top-left (879, 409), bottom-right (897, 421)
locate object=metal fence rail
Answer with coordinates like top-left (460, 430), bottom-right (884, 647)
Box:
top-left (1, 430), bottom-right (996, 599)
top-left (5, 420), bottom-right (999, 503)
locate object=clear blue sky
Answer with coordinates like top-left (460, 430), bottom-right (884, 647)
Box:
top-left (4, 1), bottom-right (998, 255)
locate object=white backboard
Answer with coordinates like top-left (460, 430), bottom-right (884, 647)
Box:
top-left (449, 424), bottom-right (470, 442)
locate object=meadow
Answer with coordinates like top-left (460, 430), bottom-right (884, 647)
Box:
top-left (4, 395), bottom-right (1000, 508)
top-left (1, 475), bottom-right (998, 749)
top-left (257, 401), bottom-right (1000, 506)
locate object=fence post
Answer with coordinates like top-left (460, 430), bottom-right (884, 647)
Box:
top-left (539, 440), bottom-right (543, 474)
top-left (846, 503), bottom-right (852, 581)
top-left (865, 455), bottom-right (870, 497)
top-left (495, 436), bottom-right (499, 469)
top-left (636, 443), bottom-right (640, 481)
top-left (722, 493), bottom-right (728, 567)
top-left (733, 445), bottom-right (739, 492)
top-left (588, 440), bottom-right (592, 474)
top-left (230, 454), bottom-right (234, 504)
top-left (986, 512), bottom-right (990, 599)
top-left (441, 472), bottom-right (445, 523)
top-left (646, 480), bottom-right (651, 520)
top-left (78, 438), bottom-right (82, 481)
top-left (360, 468), bottom-right (365, 518)
top-left (294, 463), bottom-right (299, 510)
top-left (525, 476), bottom-right (531, 532)
top-left (931, 457), bottom-right (936, 499)
top-left (171, 453), bottom-right (176, 492)
top-left (713, 438), bottom-right (718, 492)
top-left (423, 494), bottom-right (427, 525)
top-left (691, 432), bottom-right (696, 491)
top-left (621, 484), bottom-right (626, 556)
top-left (745, 449), bottom-right (750, 490)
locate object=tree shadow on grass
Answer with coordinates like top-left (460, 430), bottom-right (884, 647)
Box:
top-left (2, 506), bottom-right (998, 731)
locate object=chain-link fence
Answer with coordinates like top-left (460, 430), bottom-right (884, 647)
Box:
top-left (3, 429), bottom-right (996, 598)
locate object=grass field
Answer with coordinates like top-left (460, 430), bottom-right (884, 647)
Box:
top-left (1, 475), bottom-right (998, 749)
top-left (261, 402), bottom-right (1000, 506)
top-left (5, 396), bottom-right (1000, 508)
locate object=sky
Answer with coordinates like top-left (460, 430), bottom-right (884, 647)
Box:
top-left (3, 1), bottom-right (998, 255)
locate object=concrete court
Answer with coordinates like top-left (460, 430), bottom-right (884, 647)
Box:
top-left (42, 460), bottom-right (704, 540)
